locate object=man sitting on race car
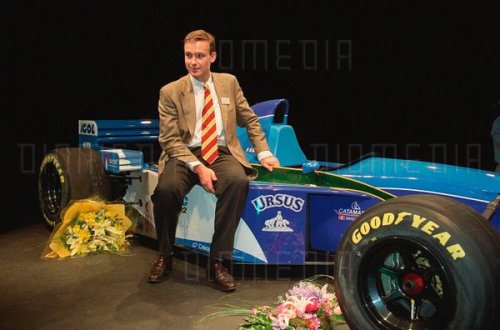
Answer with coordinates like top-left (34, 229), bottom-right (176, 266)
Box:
top-left (148, 29), bottom-right (279, 291)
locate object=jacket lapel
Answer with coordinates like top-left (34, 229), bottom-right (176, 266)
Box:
top-left (180, 75), bottom-right (196, 136)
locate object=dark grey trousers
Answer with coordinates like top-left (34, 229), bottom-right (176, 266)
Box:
top-left (152, 147), bottom-right (249, 261)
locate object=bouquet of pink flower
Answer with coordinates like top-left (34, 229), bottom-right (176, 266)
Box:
top-left (240, 276), bottom-right (344, 330)
top-left (200, 275), bottom-right (344, 330)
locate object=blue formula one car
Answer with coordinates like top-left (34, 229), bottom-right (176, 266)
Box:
top-left (38, 99), bottom-right (499, 329)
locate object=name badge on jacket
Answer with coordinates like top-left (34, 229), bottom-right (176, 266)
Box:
top-left (221, 97), bottom-right (230, 105)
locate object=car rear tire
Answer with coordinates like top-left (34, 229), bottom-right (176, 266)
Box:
top-left (38, 148), bottom-right (111, 228)
top-left (334, 194), bottom-right (499, 330)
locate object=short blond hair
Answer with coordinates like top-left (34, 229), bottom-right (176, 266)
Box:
top-left (184, 30), bottom-right (216, 54)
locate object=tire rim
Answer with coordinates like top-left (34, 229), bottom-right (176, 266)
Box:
top-left (39, 161), bottom-right (63, 218)
top-left (359, 237), bottom-right (455, 329)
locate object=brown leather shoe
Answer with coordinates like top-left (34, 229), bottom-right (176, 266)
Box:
top-left (148, 255), bottom-right (173, 283)
top-left (207, 260), bottom-right (236, 292)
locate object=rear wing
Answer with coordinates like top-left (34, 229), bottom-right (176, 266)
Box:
top-left (78, 119), bottom-right (159, 149)
top-left (78, 119), bottom-right (159, 174)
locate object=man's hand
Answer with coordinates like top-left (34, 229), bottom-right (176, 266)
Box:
top-left (195, 165), bottom-right (217, 193)
top-left (260, 156), bottom-right (280, 172)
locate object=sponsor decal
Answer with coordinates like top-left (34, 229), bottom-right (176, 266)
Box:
top-left (41, 155), bottom-right (64, 184)
top-left (351, 211), bottom-right (466, 260)
top-left (102, 156), bottom-right (117, 171)
top-left (79, 121), bottom-right (97, 136)
top-left (262, 211), bottom-right (293, 232)
top-left (245, 147), bottom-right (255, 153)
top-left (251, 194), bottom-right (305, 213)
top-left (181, 196), bottom-right (188, 214)
top-left (335, 201), bottom-right (363, 221)
top-left (40, 155), bottom-right (65, 227)
top-left (107, 158), bottom-right (119, 165)
top-left (191, 242), bottom-right (210, 253)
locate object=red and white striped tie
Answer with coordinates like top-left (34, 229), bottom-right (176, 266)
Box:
top-left (201, 85), bottom-right (219, 164)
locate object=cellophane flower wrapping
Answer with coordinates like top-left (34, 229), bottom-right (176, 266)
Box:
top-left (42, 197), bottom-right (133, 259)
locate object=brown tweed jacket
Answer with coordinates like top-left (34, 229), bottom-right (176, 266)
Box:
top-left (157, 72), bottom-right (270, 176)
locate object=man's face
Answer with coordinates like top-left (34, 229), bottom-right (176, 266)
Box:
top-left (184, 40), bottom-right (216, 82)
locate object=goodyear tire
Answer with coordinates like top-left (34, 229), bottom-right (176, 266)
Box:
top-left (38, 148), bottom-right (111, 228)
top-left (334, 194), bottom-right (499, 330)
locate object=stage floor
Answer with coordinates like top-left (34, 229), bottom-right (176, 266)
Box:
top-left (0, 223), bottom-right (349, 329)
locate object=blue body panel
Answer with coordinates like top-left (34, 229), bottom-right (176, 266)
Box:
top-left (309, 192), bottom-right (382, 252)
top-left (239, 183), bottom-right (308, 264)
top-left (332, 157), bottom-right (500, 231)
top-left (172, 180), bottom-right (384, 264)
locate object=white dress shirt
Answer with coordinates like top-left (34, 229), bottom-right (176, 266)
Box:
top-left (188, 75), bottom-right (227, 148)
top-left (186, 74), bottom-right (273, 171)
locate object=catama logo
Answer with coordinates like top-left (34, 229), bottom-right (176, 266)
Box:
top-left (251, 194), bottom-right (305, 212)
top-left (335, 201), bottom-right (363, 221)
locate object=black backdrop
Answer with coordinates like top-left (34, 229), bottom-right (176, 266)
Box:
top-left (2, 1), bottom-right (499, 231)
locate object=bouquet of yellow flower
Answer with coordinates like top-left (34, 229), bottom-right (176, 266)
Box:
top-left (43, 198), bottom-right (133, 259)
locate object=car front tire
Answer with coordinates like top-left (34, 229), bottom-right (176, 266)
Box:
top-left (335, 194), bottom-right (499, 330)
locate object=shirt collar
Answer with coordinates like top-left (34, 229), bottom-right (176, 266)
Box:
top-left (190, 75), bottom-right (213, 90)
